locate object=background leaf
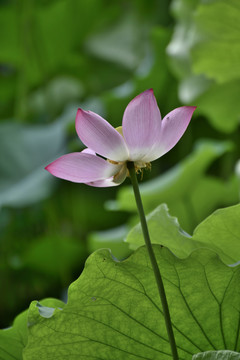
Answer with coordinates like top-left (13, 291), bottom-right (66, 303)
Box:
top-left (192, 0), bottom-right (240, 84)
top-left (113, 140), bottom-right (237, 232)
top-left (23, 234), bottom-right (87, 279)
top-left (127, 203), bottom-right (240, 264)
top-left (87, 225), bottom-right (131, 260)
top-left (168, 0), bottom-right (240, 133)
top-left (127, 204), bottom-right (200, 257)
top-left (193, 203), bottom-right (240, 264)
top-left (0, 119), bottom-right (70, 208)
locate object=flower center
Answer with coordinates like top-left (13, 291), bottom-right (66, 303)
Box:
top-left (133, 161), bottom-right (151, 180)
top-left (114, 126), bottom-right (151, 174)
top-left (108, 158), bottom-right (151, 181)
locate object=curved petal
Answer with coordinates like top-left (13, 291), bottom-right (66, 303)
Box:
top-left (86, 163), bottom-right (128, 187)
top-left (75, 109), bottom-right (129, 162)
top-left (122, 89), bottom-right (162, 161)
top-left (81, 148), bottom-right (96, 155)
top-left (86, 178), bottom-right (120, 187)
top-left (45, 152), bottom-right (121, 183)
top-left (142, 106), bottom-right (196, 162)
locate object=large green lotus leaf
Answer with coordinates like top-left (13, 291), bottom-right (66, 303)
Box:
top-left (0, 298), bottom-right (64, 360)
top-left (192, 0), bottom-right (240, 84)
top-left (23, 247), bottom-right (240, 359)
top-left (193, 351), bottom-right (240, 360)
top-left (127, 203), bottom-right (240, 264)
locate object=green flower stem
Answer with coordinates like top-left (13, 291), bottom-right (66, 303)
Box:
top-left (127, 161), bottom-right (179, 360)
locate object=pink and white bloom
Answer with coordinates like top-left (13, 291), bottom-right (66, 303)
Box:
top-left (46, 89), bottom-right (196, 187)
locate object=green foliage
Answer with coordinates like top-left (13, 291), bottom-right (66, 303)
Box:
top-left (23, 234), bottom-right (87, 279)
top-left (0, 298), bottom-right (64, 360)
top-left (0, 118), bottom-right (70, 208)
top-left (1, 0), bottom-right (240, 353)
top-left (88, 225), bottom-right (131, 260)
top-left (193, 351), bottom-right (240, 360)
top-left (196, 80), bottom-right (240, 133)
top-left (127, 204), bottom-right (199, 256)
top-left (114, 140), bottom-right (238, 232)
top-left (127, 203), bottom-right (240, 264)
top-left (23, 247), bottom-right (240, 359)
top-left (0, 0), bottom-right (151, 119)
top-left (168, 0), bottom-right (240, 133)
top-left (192, 0), bottom-right (240, 84)
top-left (85, 13), bottom-right (146, 70)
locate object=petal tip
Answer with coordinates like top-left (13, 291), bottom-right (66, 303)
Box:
top-left (186, 105), bottom-right (197, 111)
top-left (75, 108), bottom-right (89, 139)
top-left (142, 88), bottom-right (154, 96)
top-left (76, 108), bottom-right (86, 121)
top-left (130, 88), bottom-right (156, 105)
top-left (179, 105), bottom-right (197, 116)
top-left (76, 108), bottom-right (83, 115)
top-left (75, 108), bottom-right (82, 125)
top-left (45, 163), bottom-right (53, 174)
top-left (76, 108), bottom-right (91, 121)
top-left (188, 105), bottom-right (197, 116)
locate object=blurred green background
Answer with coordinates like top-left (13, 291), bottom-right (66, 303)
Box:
top-left (0, 0), bottom-right (239, 328)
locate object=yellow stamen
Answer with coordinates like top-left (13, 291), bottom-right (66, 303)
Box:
top-left (108, 159), bottom-right (120, 165)
top-left (125, 162), bottom-right (152, 180)
top-left (145, 162), bottom-right (151, 171)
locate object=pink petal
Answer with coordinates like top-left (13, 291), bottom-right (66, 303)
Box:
top-left (86, 163), bottom-right (128, 187)
top-left (45, 152), bottom-right (121, 183)
top-left (142, 106), bottom-right (196, 162)
top-left (122, 89), bottom-right (162, 161)
top-left (81, 148), bottom-right (96, 155)
top-left (160, 106), bottom-right (196, 156)
top-left (75, 109), bottom-right (129, 162)
top-left (86, 178), bottom-right (120, 187)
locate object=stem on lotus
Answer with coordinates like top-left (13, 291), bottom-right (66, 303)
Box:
top-left (127, 161), bottom-right (179, 360)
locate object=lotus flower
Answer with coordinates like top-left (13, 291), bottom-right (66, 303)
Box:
top-left (46, 89), bottom-right (196, 187)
